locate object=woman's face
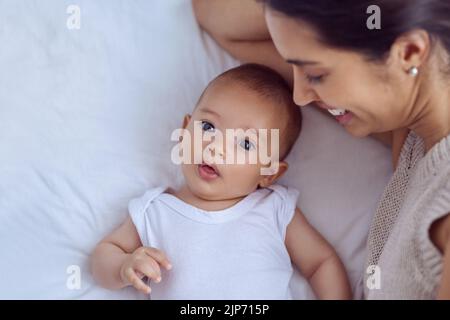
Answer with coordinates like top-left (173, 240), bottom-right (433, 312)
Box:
top-left (265, 10), bottom-right (418, 138)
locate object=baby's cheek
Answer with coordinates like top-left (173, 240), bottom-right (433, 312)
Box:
top-left (225, 164), bottom-right (262, 188)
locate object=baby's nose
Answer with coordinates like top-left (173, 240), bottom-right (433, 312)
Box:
top-left (207, 144), bottom-right (224, 158)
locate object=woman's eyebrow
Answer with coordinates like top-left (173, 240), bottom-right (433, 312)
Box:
top-left (286, 59), bottom-right (319, 66)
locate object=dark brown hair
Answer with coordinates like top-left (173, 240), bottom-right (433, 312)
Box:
top-left (263, 0), bottom-right (450, 63)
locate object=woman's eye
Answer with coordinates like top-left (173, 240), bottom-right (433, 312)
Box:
top-left (306, 74), bottom-right (324, 85)
top-left (201, 121), bottom-right (215, 132)
top-left (239, 139), bottom-right (255, 151)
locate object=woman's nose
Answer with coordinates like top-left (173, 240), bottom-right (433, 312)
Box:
top-left (293, 72), bottom-right (319, 107)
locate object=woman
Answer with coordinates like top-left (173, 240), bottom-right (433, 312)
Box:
top-left (193, 0), bottom-right (450, 299)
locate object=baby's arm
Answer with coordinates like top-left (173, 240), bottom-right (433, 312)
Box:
top-left (285, 208), bottom-right (352, 300)
top-left (90, 216), bottom-right (172, 294)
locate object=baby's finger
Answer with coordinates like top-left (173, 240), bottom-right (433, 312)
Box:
top-left (135, 257), bottom-right (162, 283)
top-left (144, 247), bottom-right (172, 270)
top-left (125, 267), bottom-right (151, 294)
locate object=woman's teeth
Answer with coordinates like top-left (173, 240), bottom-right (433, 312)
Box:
top-left (328, 108), bottom-right (348, 116)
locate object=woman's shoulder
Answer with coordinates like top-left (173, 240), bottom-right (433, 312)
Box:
top-left (412, 165), bottom-right (450, 286)
top-left (412, 134), bottom-right (450, 255)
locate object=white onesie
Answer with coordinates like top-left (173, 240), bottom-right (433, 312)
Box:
top-left (128, 184), bottom-right (299, 300)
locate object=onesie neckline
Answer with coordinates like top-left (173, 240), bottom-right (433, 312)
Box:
top-left (158, 187), bottom-right (271, 224)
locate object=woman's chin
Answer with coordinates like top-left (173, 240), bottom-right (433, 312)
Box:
top-left (344, 122), bottom-right (371, 138)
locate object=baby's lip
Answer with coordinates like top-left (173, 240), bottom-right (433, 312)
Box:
top-left (200, 161), bottom-right (220, 176)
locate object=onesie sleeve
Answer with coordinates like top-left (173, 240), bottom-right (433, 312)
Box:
top-left (269, 184), bottom-right (300, 241)
top-left (128, 187), bottom-right (165, 248)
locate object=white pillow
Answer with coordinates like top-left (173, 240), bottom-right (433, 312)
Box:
top-left (0, 0), bottom-right (392, 299)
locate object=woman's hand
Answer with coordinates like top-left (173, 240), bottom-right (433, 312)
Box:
top-left (120, 246), bottom-right (172, 294)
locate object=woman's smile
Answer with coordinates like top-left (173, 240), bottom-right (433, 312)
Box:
top-left (315, 101), bottom-right (354, 126)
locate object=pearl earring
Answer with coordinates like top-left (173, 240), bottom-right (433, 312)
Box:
top-left (408, 66), bottom-right (419, 77)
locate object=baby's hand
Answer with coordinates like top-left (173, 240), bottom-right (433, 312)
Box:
top-left (120, 247), bottom-right (172, 295)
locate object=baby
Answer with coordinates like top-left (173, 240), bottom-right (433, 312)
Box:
top-left (91, 64), bottom-right (352, 300)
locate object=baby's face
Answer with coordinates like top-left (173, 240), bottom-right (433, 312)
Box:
top-left (180, 82), bottom-right (288, 201)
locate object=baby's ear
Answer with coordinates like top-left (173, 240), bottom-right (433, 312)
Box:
top-left (182, 114), bottom-right (191, 129)
top-left (258, 161), bottom-right (288, 188)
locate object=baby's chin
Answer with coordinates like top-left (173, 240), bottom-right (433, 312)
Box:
top-left (183, 175), bottom-right (250, 203)
top-left (184, 179), bottom-right (227, 201)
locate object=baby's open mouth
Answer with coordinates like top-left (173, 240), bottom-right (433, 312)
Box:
top-left (197, 163), bottom-right (220, 180)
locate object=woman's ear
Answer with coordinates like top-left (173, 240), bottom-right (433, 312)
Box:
top-left (182, 114), bottom-right (191, 129)
top-left (258, 161), bottom-right (288, 188)
top-left (391, 29), bottom-right (430, 73)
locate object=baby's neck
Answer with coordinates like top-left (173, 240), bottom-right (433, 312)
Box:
top-left (168, 185), bottom-right (247, 212)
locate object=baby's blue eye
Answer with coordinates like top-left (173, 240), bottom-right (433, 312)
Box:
top-left (201, 121), bottom-right (215, 132)
top-left (239, 139), bottom-right (255, 151)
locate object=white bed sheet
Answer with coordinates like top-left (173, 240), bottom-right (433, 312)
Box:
top-left (0, 0), bottom-right (392, 299)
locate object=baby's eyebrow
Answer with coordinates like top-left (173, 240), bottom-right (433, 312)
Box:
top-left (199, 107), bottom-right (221, 118)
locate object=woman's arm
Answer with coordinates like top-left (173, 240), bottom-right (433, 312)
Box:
top-left (438, 236), bottom-right (450, 299)
top-left (429, 213), bottom-right (450, 299)
top-left (192, 0), bottom-right (268, 41)
top-left (192, 0), bottom-right (293, 84)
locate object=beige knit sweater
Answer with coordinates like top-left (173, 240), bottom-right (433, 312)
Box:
top-left (364, 131), bottom-right (450, 299)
